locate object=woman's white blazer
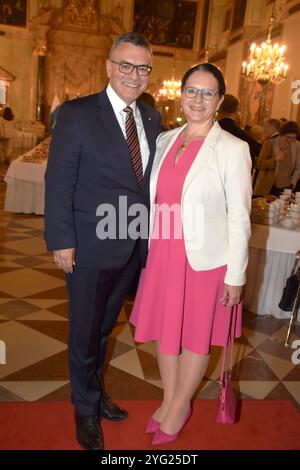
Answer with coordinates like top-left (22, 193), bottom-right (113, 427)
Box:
top-left (149, 121), bottom-right (252, 286)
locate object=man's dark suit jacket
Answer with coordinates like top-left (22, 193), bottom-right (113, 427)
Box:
top-left (44, 90), bottom-right (161, 270)
top-left (218, 117), bottom-right (260, 164)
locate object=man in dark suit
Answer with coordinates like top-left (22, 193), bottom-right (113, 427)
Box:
top-left (44, 32), bottom-right (161, 450)
top-left (218, 94), bottom-right (260, 165)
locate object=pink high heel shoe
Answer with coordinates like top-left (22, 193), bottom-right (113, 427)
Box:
top-left (152, 409), bottom-right (192, 446)
top-left (145, 416), bottom-right (160, 434)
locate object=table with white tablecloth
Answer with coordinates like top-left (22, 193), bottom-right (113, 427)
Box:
top-left (4, 157), bottom-right (46, 215)
top-left (244, 223), bottom-right (300, 320)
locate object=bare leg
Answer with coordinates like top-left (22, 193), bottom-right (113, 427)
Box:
top-left (160, 348), bottom-right (210, 434)
top-left (152, 342), bottom-right (179, 423)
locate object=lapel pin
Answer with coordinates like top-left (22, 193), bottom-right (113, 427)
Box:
top-left (148, 117), bottom-right (152, 120)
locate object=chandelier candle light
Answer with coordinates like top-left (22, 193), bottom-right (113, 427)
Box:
top-left (158, 66), bottom-right (181, 100)
top-left (241, 16), bottom-right (288, 84)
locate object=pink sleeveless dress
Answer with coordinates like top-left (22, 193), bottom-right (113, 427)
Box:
top-left (130, 135), bottom-right (242, 355)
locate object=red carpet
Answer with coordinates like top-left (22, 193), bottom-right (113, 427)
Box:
top-left (0, 400), bottom-right (299, 450)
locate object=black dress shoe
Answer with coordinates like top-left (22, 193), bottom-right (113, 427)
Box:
top-left (75, 412), bottom-right (104, 450)
top-left (99, 396), bottom-right (128, 421)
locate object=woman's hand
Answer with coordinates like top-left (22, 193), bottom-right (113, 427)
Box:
top-left (221, 284), bottom-right (243, 307)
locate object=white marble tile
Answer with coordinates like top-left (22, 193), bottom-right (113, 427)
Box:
top-left (0, 381), bottom-right (69, 401)
top-left (0, 268), bottom-right (64, 297)
top-left (0, 321), bottom-right (67, 379)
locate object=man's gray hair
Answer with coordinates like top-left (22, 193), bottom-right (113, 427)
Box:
top-left (109, 32), bottom-right (152, 57)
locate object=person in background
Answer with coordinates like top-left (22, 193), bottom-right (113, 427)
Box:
top-left (249, 125), bottom-right (264, 145)
top-left (254, 121), bottom-right (300, 196)
top-left (130, 63), bottom-right (252, 446)
top-left (0, 106), bottom-right (17, 164)
top-left (44, 32), bottom-right (161, 450)
top-left (138, 91), bottom-right (156, 108)
top-left (263, 118), bottom-right (282, 140)
top-left (218, 94), bottom-right (260, 165)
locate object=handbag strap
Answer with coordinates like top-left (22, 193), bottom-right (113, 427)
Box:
top-left (220, 305), bottom-right (237, 381)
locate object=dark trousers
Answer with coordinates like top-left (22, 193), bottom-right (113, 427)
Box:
top-left (66, 243), bottom-right (140, 415)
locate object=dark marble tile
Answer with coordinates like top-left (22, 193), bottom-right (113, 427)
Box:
top-left (0, 291), bottom-right (14, 298)
top-left (106, 337), bottom-right (134, 362)
top-left (232, 350), bottom-right (279, 380)
top-left (103, 366), bottom-right (163, 400)
top-left (33, 268), bottom-right (66, 280)
top-left (39, 383), bottom-right (71, 402)
top-left (243, 310), bottom-right (287, 335)
top-left (16, 320), bottom-right (68, 344)
top-left (257, 337), bottom-right (297, 362)
top-left (0, 299), bottom-right (40, 319)
top-left (22, 230), bottom-right (44, 237)
top-left (25, 286), bottom-right (68, 299)
top-left (0, 246), bottom-right (24, 255)
top-left (136, 348), bottom-right (161, 382)
top-left (235, 334), bottom-right (254, 348)
top-left (0, 267), bottom-right (23, 273)
top-left (13, 257), bottom-right (47, 268)
top-left (251, 316), bottom-right (287, 335)
top-left (47, 302), bottom-right (68, 318)
top-left (265, 382), bottom-right (296, 401)
top-left (0, 384), bottom-right (24, 402)
top-left (123, 301), bottom-right (133, 320)
top-left (282, 366), bottom-right (300, 381)
top-left (2, 351), bottom-right (69, 381)
top-left (195, 380), bottom-right (219, 399)
top-left (0, 236), bottom-right (30, 242)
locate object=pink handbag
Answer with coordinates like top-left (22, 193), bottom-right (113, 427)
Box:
top-left (216, 306), bottom-right (237, 424)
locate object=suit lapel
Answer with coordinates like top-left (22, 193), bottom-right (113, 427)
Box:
top-left (182, 122), bottom-right (222, 196)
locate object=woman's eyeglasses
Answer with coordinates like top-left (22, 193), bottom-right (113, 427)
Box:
top-left (182, 87), bottom-right (219, 101)
top-left (109, 59), bottom-right (152, 76)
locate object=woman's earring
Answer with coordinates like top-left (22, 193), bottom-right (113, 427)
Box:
top-left (214, 110), bottom-right (219, 121)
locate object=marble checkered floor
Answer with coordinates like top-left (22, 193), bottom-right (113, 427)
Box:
top-left (0, 170), bottom-right (299, 408)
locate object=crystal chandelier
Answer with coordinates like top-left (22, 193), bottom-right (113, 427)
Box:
top-left (241, 16), bottom-right (288, 85)
top-left (158, 68), bottom-right (181, 100)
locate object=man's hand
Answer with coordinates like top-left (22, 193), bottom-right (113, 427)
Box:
top-left (53, 248), bottom-right (75, 273)
top-left (221, 284), bottom-right (243, 307)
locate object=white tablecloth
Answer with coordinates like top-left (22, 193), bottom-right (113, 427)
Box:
top-left (4, 157), bottom-right (46, 215)
top-left (245, 223), bottom-right (300, 319)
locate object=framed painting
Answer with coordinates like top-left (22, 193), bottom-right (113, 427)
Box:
top-left (0, 0), bottom-right (27, 28)
top-left (133, 0), bottom-right (198, 49)
top-left (231, 0), bottom-right (246, 31)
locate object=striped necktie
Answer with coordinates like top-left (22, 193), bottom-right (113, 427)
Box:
top-left (124, 106), bottom-right (143, 188)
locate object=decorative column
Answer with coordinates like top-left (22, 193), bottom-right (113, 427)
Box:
top-left (34, 45), bottom-right (47, 122)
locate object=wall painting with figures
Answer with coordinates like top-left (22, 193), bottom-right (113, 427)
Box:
top-left (133, 0), bottom-right (198, 49)
top-left (0, 0), bottom-right (27, 28)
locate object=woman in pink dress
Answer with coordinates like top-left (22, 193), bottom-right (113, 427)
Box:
top-left (130, 63), bottom-right (252, 445)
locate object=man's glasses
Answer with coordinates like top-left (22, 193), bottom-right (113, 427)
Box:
top-left (182, 87), bottom-right (219, 101)
top-left (109, 59), bottom-right (152, 76)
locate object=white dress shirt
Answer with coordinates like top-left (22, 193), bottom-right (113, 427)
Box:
top-left (106, 84), bottom-right (150, 174)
